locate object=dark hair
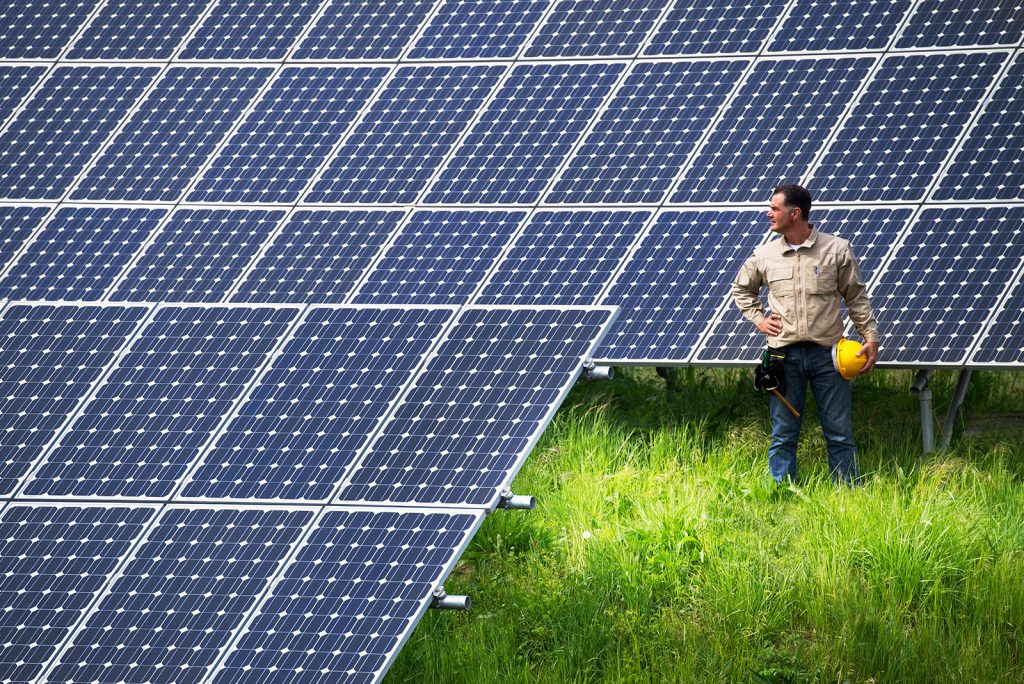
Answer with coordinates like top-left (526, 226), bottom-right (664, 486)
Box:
top-left (773, 184), bottom-right (812, 222)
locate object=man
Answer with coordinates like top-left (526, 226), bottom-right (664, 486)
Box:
top-left (732, 184), bottom-right (879, 484)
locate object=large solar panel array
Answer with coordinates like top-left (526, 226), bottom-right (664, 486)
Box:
top-left (1, 1), bottom-right (1023, 681)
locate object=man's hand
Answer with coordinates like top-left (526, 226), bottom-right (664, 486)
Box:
top-left (857, 341), bottom-right (879, 374)
top-left (757, 312), bottom-right (783, 336)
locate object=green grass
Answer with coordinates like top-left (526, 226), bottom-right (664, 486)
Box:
top-left (385, 368), bottom-right (1024, 683)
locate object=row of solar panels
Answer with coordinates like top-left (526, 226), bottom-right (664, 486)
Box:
top-left (2, 204), bottom-right (1022, 367)
top-left (3, 0), bottom-right (1022, 61)
top-left (1, 49), bottom-right (1022, 205)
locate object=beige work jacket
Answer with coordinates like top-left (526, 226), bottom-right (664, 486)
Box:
top-left (732, 228), bottom-right (880, 349)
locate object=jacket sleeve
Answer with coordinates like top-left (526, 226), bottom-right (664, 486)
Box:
top-left (732, 255), bottom-right (766, 327)
top-left (837, 246), bottom-right (880, 344)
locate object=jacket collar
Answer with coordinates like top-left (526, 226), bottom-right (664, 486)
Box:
top-left (779, 224), bottom-right (816, 253)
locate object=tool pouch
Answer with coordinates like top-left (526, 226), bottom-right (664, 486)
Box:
top-left (753, 347), bottom-right (787, 396)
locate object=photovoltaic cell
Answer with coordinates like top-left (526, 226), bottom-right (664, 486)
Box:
top-left (180, 0), bottom-right (323, 59)
top-left (524, 0), bottom-right (670, 58)
top-left (109, 208), bottom-right (286, 303)
top-left (72, 66), bottom-right (274, 203)
top-left (0, 207), bottom-right (167, 301)
top-left (338, 306), bottom-right (616, 507)
top-left (0, 0), bottom-right (101, 58)
top-left (293, 0), bottom-right (435, 60)
top-left (408, 0), bottom-right (547, 59)
top-left (0, 66), bottom-right (47, 127)
top-left (673, 57), bottom-right (874, 203)
top-left (768, 0), bottom-right (912, 52)
top-left (231, 209), bottom-right (404, 304)
top-left (181, 306), bottom-right (453, 501)
top-left (474, 210), bottom-right (651, 305)
top-left (547, 59), bottom-right (748, 204)
top-left (306, 64), bottom-right (507, 205)
top-left (809, 52), bottom-right (1006, 202)
top-left (0, 66), bottom-right (158, 201)
top-left (644, 0), bottom-right (788, 56)
top-left (425, 63), bottom-right (624, 205)
top-left (44, 507), bottom-right (312, 684)
top-left (867, 207), bottom-right (1024, 365)
top-left (896, 0), bottom-right (1024, 48)
top-left (970, 270), bottom-right (1024, 367)
top-left (211, 508), bottom-right (482, 684)
top-left (352, 210), bottom-right (526, 305)
top-left (189, 66), bottom-right (388, 204)
top-left (594, 210), bottom-right (763, 363)
top-left (0, 505), bottom-right (154, 684)
top-left (934, 53), bottom-right (1024, 202)
top-left (23, 306), bottom-right (298, 499)
top-left (0, 205), bottom-right (50, 273)
top-left (65, 0), bottom-right (208, 59)
top-left (0, 304), bottom-right (149, 495)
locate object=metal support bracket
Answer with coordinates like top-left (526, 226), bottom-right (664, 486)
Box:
top-left (497, 488), bottom-right (535, 510)
top-left (431, 587), bottom-right (470, 611)
top-left (583, 361), bottom-right (614, 380)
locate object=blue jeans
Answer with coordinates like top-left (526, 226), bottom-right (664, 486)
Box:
top-left (769, 343), bottom-right (858, 484)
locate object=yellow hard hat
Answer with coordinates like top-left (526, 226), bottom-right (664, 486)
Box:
top-left (832, 338), bottom-right (866, 380)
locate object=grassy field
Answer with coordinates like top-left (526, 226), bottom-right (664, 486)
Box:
top-left (386, 367), bottom-right (1024, 683)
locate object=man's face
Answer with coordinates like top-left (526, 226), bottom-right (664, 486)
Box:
top-left (767, 193), bottom-right (798, 233)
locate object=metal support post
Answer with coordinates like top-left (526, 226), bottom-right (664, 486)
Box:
top-left (910, 369), bottom-right (935, 454)
top-left (939, 368), bottom-right (972, 450)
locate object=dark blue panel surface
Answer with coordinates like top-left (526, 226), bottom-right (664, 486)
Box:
top-left (409, 0), bottom-right (547, 59)
top-left (644, 0), bottom-right (788, 56)
top-left (339, 307), bottom-right (615, 506)
top-left (0, 0), bottom-right (100, 58)
top-left (212, 509), bottom-right (480, 684)
top-left (548, 59), bottom-right (747, 204)
top-left (180, 0), bottom-right (322, 59)
top-left (353, 210), bottom-right (525, 305)
top-left (594, 210), bottom-right (764, 363)
top-left (896, 0), bottom-right (1024, 48)
top-left (934, 54), bottom-right (1024, 201)
top-left (24, 306), bottom-right (297, 498)
top-left (0, 505), bottom-right (154, 684)
top-left (769, 0), bottom-right (912, 51)
top-left (0, 304), bottom-right (148, 495)
top-left (46, 507), bottom-right (312, 684)
top-left (189, 66), bottom-right (387, 204)
top-left (307, 64), bottom-right (506, 205)
top-left (809, 52), bottom-right (1006, 202)
top-left (182, 307), bottom-right (452, 501)
top-left (66, 0), bottom-right (207, 59)
top-left (0, 207), bottom-right (166, 301)
top-left (971, 271), bottom-right (1024, 366)
top-left (0, 66), bottom-right (47, 127)
top-left (673, 57), bottom-right (874, 203)
top-left (475, 210), bottom-right (651, 305)
top-left (294, 0), bottom-right (434, 59)
top-left (0, 66), bottom-right (158, 200)
top-left (425, 63), bottom-right (624, 205)
top-left (232, 209), bottom-right (403, 304)
top-left (0, 205), bottom-right (50, 273)
top-left (525, 0), bottom-right (670, 58)
top-left (72, 67), bottom-right (273, 203)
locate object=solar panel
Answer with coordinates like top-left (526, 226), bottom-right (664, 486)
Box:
top-left (65, 0), bottom-right (208, 59)
top-left (408, 0), bottom-right (547, 59)
top-left (0, 205), bottom-right (50, 273)
top-left (524, 0), bottom-right (671, 58)
top-left (0, 66), bottom-right (47, 128)
top-left (547, 59), bottom-right (748, 205)
top-left (969, 266), bottom-right (1024, 368)
top-left (293, 0), bottom-right (435, 60)
top-left (0, 0), bottom-right (100, 58)
top-left (768, 0), bottom-right (912, 52)
top-left (643, 0), bottom-right (789, 56)
top-left (895, 0), bottom-right (1024, 49)
top-left (179, 0), bottom-right (323, 59)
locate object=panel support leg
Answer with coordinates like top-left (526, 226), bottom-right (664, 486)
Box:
top-left (939, 369), bottom-right (972, 451)
top-left (910, 369), bottom-right (935, 454)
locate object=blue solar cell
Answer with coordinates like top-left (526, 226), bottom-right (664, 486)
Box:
top-left (768, 0), bottom-right (912, 51)
top-left (644, 0), bottom-right (788, 56)
top-left (0, 304), bottom-right (148, 495)
top-left (293, 0), bottom-right (434, 59)
top-left (0, 66), bottom-right (158, 201)
top-left (594, 210), bottom-right (765, 363)
top-left (673, 57), bottom-right (874, 203)
top-left (934, 54), bottom-right (1024, 201)
top-left (0, 66), bottom-right (47, 127)
top-left (189, 66), bottom-right (387, 204)
top-left (0, 205), bottom-right (50, 272)
top-left (0, 0), bottom-right (100, 58)
top-left (66, 0), bottom-right (207, 59)
top-left (352, 210), bottom-right (526, 305)
top-left (0, 207), bottom-right (166, 301)
top-left (306, 64), bottom-right (507, 205)
top-left (424, 63), bottom-right (624, 205)
top-left (180, 0), bottom-right (322, 59)
top-left (525, 0), bottom-right (670, 58)
top-left (971, 269), bottom-right (1024, 366)
top-left (868, 207), bottom-right (1024, 365)
top-left (409, 0), bottom-right (547, 59)
top-left (211, 508), bottom-right (481, 684)
top-left (72, 67), bottom-right (273, 203)
top-left (0, 505), bottom-right (154, 684)
top-left (24, 306), bottom-right (298, 498)
top-left (896, 0), bottom-right (1024, 48)
top-left (232, 210), bottom-right (403, 304)
top-left (45, 507), bottom-right (312, 684)
top-left (547, 59), bottom-right (748, 204)
top-left (693, 207), bottom-right (914, 364)
top-left (475, 210), bottom-right (651, 305)
top-left (809, 52), bottom-right (1006, 202)
top-left (181, 307), bottom-right (453, 501)
top-left (338, 306), bottom-right (615, 506)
